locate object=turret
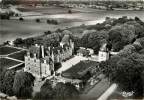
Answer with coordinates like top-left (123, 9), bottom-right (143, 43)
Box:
top-left (34, 53), bottom-right (37, 59)
top-left (41, 45), bottom-right (45, 58)
top-left (98, 43), bottom-right (110, 62)
top-left (27, 51), bottom-right (30, 57)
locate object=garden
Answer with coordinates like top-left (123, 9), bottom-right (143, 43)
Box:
top-left (0, 58), bottom-right (21, 69)
top-left (0, 46), bottom-right (20, 55)
top-left (8, 50), bottom-right (27, 61)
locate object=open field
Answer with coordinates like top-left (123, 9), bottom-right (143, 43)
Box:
top-left (17, 6), bottom-right (80, 15)
top-left (0, 46), bottom-right (20, 55)
top-left (0, 58), bottom-right (21, 69)
top-left (0, 7), bottom-right (144, 44)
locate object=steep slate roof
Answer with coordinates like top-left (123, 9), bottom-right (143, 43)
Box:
top-left (61, 35), bottom-right (70, 44)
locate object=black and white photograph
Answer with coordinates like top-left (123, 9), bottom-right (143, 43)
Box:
top-left (0, 0), bottom-right (144, 99)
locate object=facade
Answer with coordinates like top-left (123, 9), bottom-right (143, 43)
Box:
top-left (98, 43), bottom-right (110, 62)
top-left (24, 35), bottom-right (74, 78)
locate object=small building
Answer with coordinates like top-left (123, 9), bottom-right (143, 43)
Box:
top-left (77, 47), bottom-right (94, 57)
top-left (98, 43), bottom-right (112, 62)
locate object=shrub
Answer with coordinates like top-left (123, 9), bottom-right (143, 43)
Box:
top-left (47, 19), bottom-right (50, 24)
top-left (36, 18), bottom-right (40, 23)
top-left (19, 17), bottom-right (24, 21)
top-left (0, 14), bottom-right (10, 20)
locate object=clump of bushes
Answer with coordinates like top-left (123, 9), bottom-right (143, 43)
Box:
top-left (19, 17), bottom-right (24, 21)
top-left (68, 9), bottom-right (72, 14)
top-left (46, 19), bottom-right (58, 25)
top-left (0, 14), bottom-right (10, 20)
top-left (36, 18), bottom-right (40, 23)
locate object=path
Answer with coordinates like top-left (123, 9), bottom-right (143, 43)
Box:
top-left (81, 78), bottom-right (110, 100)
top-left (98, 83), bottom-right (118, 100)
top-left (5, 57), bottom-right (24, 63)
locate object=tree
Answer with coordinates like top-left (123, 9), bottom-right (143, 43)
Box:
top-left (19, 17), bottom-right (24, 21)
top-left (108, 24), bottom-right (136, 51)
top-left (54, 82), bottom-right (79, 100)
top-left (24, 38), bottom-right (34, 48)
top-left (126, 21), bottom-right (144, 38)
top-left (33, 80), bottom-right (53, 100)
top-left (0, 70), bottom-right (16, 96)
top-left (13, 38), bottom-right (24, 47)
top-left (44, 30), bottom-right (52, 35)
top-left (118, 44), bottom-right (136, 57)
top-left (36, 19), bottom-right (40, 23)
top-left (81, 30), bottom-right (108, 54)
top-left (68, 9), bottom-right (72, 14)
top-left (13, 71), bottom-right (35, 99)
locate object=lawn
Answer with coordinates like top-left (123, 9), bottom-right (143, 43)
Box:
top-left (17, 6), bottom-right (80, 15)
top-left (0, 46), bottom-right (20, 55)
top-left (0, 58), bottom-right (21, 69)
top-left (62, 60), bottom-right (99, 79)
top-left (8, 50), bottom-right (27, 61)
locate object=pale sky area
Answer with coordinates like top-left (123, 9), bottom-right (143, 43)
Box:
top-left (0, 0), bottom-right (144, 2)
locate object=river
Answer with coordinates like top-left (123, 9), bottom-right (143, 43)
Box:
top-left (0, 10), bottom-right (144, 44)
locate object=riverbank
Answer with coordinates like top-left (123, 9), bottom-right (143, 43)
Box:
top-left (0, 10), bottom-right (144, 44)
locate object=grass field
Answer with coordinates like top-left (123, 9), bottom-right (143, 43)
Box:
top-left (0, 46), bottom-right (20, 55)
top-left (0, 58), bottom-right (21, 69)
top-left (17, 6), bottom-right (80, 15)
top-left (62, 60), bottom-right (98, 79)
top-left (8, 50), bottom-right (27, 61)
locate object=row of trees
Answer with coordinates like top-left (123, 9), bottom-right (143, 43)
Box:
top-left (13, 29), bottom-right (72, 48)
top-left (12, 16), bottom-right (144, 55)
top-left (47, 19), bottom-right (59, 25)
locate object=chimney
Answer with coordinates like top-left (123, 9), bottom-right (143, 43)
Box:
top-left (51, 49), bottom-right (54, 62)
top-left (48, 46), bottom-right (51, 51)
top-left (41, 45), bottom-right (45, 58)
top-left (66, 46), bottom-right (68, 51)
top-left (44, 60), bottom-right (47, 64)
top-left (35, 44), bottom-right (38, 47)
top-left (34, 53), bottom-right (36, 59)
top-left (27, 52), bottom-right (30, 57)
top-left (58, 50), bottom-right (60, 54)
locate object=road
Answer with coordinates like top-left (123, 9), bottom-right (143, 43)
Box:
top-left (81, 78), bottom-right (110, 100)
top-left (98, 83), bottom-right (118, 100)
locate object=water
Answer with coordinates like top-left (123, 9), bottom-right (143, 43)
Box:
top-left (0, 10), bottom-right (144, 44)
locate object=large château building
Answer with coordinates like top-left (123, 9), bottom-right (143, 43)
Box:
top-left (24, 35), bottom-right (74, 78)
